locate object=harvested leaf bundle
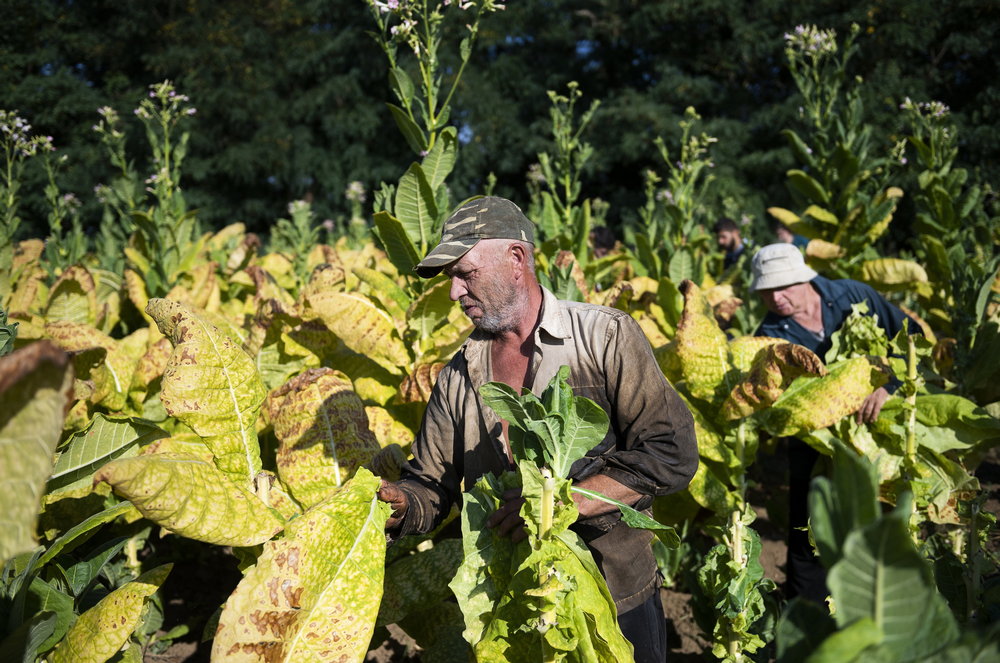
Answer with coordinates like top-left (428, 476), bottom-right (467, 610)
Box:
top-left (450, 367), bottom-right (642, 662)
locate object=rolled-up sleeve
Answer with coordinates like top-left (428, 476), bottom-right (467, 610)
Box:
top-left (597, 314), bottom-right (698, 496)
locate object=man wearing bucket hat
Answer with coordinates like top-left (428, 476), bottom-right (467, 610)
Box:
top-left (378, 196), bottom-right (698, 661)
top-left (750, 242), bottom-right (918, 604)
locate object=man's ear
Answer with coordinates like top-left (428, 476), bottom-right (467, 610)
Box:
top-left (508, 242), bottom-right (529, 272)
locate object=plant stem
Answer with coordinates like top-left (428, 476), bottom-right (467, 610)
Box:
top-left (540, 468), bottom-right (554, 540)
top-left (905, 333), bottom-right (917, 462)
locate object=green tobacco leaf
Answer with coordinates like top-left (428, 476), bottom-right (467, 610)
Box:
top-left (0, 610), bottom-right (57, 663)
top-left (0, 341), bottom-right (74, 561)
top-left (395, 162), bottom-right (438, 252)
top-left (827, 495), bottom-right (959, 660)
top-left (881, 394), bottom-right (1000, 453)
top-left (787, 169), bottom-right (830, 206)
top-left (482, 366), bottom-right (609, 479)
top-left (388, 67), bottom-right (414, 108)
top-left (808, 443), bottom-right (880, 569)
top-left (45, 265), bottom-right (97, 326)
top-left (25, 578), bottom-right (74, 654)
top-left (62, 537), bottom-right (128, 597)
top-left (95, 453), bottom-right (284, 546)
top-left (47, 414), bottom-right (167, 494)
top-left (49, 564), bottom-right (171, 663)
top-left (267, 368), bottom-right (382, 509)
top-left (373, 210), bottom-right (420, 275)
top-left (386, 103), bottom-right (427, 156)
top-left (804, 618), bottom-right (882, 663)
top-left (450, 473), bottom-right (633, 663)
top-left (407, 278), bottom-right (456, 344)
top-left (422, 127), bottom-right (458, 191)
top-left (353, 266), bottom-right (410, 321)
top-left (378, 538), bottom-right (463, 626)
top-left (212, 468), bottom-right (392, 663)
top-left (775, 598), bottom-right (837, 663)
top-left (572, 486), bottom-right (680, 547)
top-left (146, 298), bottom-right (266, 488)
top-left (37, 501), bottom-right (134, 568)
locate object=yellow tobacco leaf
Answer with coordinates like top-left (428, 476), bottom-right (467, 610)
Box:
top-left (50, 564), bottom-right (172, 663)
top-left (860, 258), bottom-right (929, 292)
top-left (761, 357), bottom-right (888, 436)
top-left (95, 453), bottom-right (284, 546)
top-left (7, 263), bottom-right (47, 316)
top-left (365, 406), bottom-right (416, 450)
top-left (212, 468), bottom-right (391, 663)
top-left (674, 280), bottom-right (731, 403)
top-left (722, 343), bottom-right (826, 420)
top-left (46, 265), bottom-right (97, 326)
top-left (0, 341), bottom-right (74, 561)
top-left (399, 362), bottom-right (444, 403)
top-left (166, 261), bottom-right (221, 311)
top-left (306, 291), bottom-right (410, 376)
top-left (45, 322), bottom-right (147, 412)
top-left (267, 368), bottom-right (382, 509)
top-left (146, 298), bottom-right (266, 488)
top-left (728, 336), bottom-right (784, 375)
top-left (806, 239), bottom-right (846, 260)
top-left (653, 340), bottom-right (681, 384)
top-left (124, 269), bottom-right (152, 324)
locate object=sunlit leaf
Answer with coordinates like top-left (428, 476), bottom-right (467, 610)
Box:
top-left (0, 342), bottom-right (73, 561)
top-left (268, 368), bottom-right (382, 509)
top-left (95, 453), bottom-right (284, 546)
top-left (212, 468), bottom-right (392, 663)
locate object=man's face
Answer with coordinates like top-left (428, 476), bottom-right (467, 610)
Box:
top-left (757, 282), bottom-right (811, 317)
top-left (717, 229), bottom-right (740, 252)
top-left (445, 241), bottom-right (521, 334)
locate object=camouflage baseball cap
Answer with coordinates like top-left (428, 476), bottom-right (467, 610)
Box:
top-left (414, 196), bottom-right (534, 278)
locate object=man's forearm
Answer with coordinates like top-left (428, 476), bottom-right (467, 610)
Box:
top-left (571, 474), bottom-right (644, 519)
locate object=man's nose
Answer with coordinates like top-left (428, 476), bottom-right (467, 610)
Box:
top-left (449, 279), bottom-right (466, 301)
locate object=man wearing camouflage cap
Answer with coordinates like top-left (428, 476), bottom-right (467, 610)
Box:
top-left (379, 196), bottom-right (698, 661)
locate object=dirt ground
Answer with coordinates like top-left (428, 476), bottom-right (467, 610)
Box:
top-left (147, 442), bottom-right (999, 663)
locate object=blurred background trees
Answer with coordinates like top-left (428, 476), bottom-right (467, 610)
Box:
top-left (2, 0), bottom-right (998, 242)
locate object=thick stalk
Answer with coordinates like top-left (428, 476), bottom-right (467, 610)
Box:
top-left (968, 501), bottom-right (981, 624)
top-left (725, 420), bottom-right (749, 662)
top-left (905, 333), bottom-right (918, 462)
top-left (540, 468), bottom-right (555, 539)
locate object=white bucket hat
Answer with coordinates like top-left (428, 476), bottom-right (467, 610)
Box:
top-left (750, 243), bottom-right (818, 291)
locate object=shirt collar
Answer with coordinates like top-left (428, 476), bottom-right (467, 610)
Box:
top-left (536, 285), bottom-right (572, 341)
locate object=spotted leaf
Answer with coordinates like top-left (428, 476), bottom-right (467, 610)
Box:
top-left (212, 468), bottom-right (392, 663)
top-left (267, 368), bottom-right (381, 509)
top-left (49, 564), bottom-right (171, 663)
top-left (146, 298), bottom-right (266, 488)
top-left (95, 452), bottom-right (284, 546)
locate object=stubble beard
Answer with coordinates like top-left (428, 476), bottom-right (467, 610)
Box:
top-left (466, 281), bottom-right (527, 336)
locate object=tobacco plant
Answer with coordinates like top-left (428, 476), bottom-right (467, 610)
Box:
top-left (451, 366), bottom-right (674, 662)
top-left (776, 442), bottom-right (1000, 662)
top-left (768, 25), bottom-right (924, 291)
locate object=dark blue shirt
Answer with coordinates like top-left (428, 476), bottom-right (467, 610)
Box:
top-left (755, 276), bottom-right (918, 391)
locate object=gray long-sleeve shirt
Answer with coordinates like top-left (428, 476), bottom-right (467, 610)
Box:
top-left (394, 286), bottom-right (698, 611)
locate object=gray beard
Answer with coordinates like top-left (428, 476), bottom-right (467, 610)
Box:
top-left (471, 288), bottom-right (527, 336)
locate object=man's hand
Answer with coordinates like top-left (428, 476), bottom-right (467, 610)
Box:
top-left (487, 489), bottom-right (527, 543)
top-left (378, 480), bottom-right (409, 530)
top-left (856, 386), bottom-right (890, 424)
